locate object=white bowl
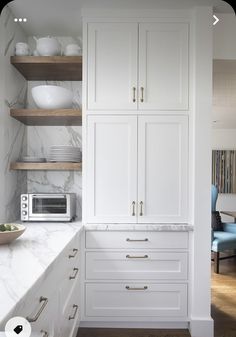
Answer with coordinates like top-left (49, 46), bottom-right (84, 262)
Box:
top-left (32, 85), bottom-right (73, 109)
top-left (0, 224), bottom-right (26, 245)
top-left (36, 37), bottom-right (61, 56)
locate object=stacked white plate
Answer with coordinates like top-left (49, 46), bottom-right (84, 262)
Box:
top-left (21, 156), bottom-right (46, 163)
top-left (48, 146), bottom-right (82, 163)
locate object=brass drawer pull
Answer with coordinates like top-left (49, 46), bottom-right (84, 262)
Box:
top-left (27, 296), bottom-right (48, 322)
top-left (132, 87), bottom-right (136, 102)
top-left (126, 254), bottom-right (148, 259)
top-left (40, 330), bottom-right (49, 337)
top-left (69, 304), bottom-right (79, 320)
top-left (69, 268), bottom-right (79, 280)
top-left (126, 286), bottom-right (148, 291)
top-left (126, 238), bottom-right (148, 242)
top-left (139, 201), bottom-right (143, 216)
top-left (140, 87), bottom-right (144, 102)
top-left (132, 201), bottom-right (136, 216)
top-left (69, 248), bottom-right (78, 258)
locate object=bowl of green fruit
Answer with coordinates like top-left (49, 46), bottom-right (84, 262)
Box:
top-left (0, 224), bottom-right (26, 245)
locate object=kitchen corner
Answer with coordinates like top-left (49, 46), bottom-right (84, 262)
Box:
top-left (0, 221), bottom-right (83, 327)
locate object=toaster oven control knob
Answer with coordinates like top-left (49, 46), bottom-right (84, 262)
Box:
top-left (22, 204), bottom-right (27, 208)
top-left (22, 211), bottom-right (27, 216)
top-left (22, 196), bottom-right (27, 201)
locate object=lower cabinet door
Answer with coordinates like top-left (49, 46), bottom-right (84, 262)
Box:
top-left (86, 283), bottom-right (187, 317)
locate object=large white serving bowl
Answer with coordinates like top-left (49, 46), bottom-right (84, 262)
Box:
top-left (32, 85), bottom-right (73, 109)
top-left (0, 224), bottom-right (26, 245)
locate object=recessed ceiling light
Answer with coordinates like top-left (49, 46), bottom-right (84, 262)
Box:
top-left (23, 18), bottom-right (27, 22)
top-left (18, 18), bottom-right (23, 22)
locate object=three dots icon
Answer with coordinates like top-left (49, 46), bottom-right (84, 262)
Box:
top-left (14, 18), bottom-right (27, 22)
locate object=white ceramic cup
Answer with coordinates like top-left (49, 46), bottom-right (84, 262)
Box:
top-left (15, 42), bottom-right (30, 56)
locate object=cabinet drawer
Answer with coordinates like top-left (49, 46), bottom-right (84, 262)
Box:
top-left (86, 231), bottom-right (188, 249)
top-left (86, 283), bottom-right (187, 317)
top-left (86, 251), bottom-right (188, 280)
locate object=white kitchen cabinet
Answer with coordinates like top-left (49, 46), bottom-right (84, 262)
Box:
top-left (86, 115), bottom-right (188, 223)
top-left (138, 115), bottom-right (188, 222)
top-left (87, 22), bottom-right (138, 110)
top-left (86, 283), bottom-right (187, 318)
top-left (86, 115), bottom-right (138, 223)
top-left (86, 251), bottom-right (188, 280)
top-left (139, 23), bottom-right (188, 110)
top-left (84, 230), bottom-right (189, 321)
top-left (87, 22), bottom-right (188, 111)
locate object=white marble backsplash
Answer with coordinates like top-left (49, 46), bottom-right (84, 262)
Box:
top-left (26, 78), bottom-right (83, 219)
top-left (0, 6), bottom-right (28, 222)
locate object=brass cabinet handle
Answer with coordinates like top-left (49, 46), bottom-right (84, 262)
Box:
top-left (139, 201), bottom-right (143, 216)
top-left (140, 87), bottom-right (144, 102)
top-left (126, 286), bottom-right (148, 291)
top-left (69, 304), bottom-right (79, 320)
top-left (69, 268), bottom-right (79, 280)
top-left (132, 201), bottom-right (136, 216)
top-left (69, 248), bottom-right (78, 258)
top-left (40, 330), bottom-right (49, 337)
top-left (126, 238), bottom-right (148, 242)
top-left (132, 87), bottom-right (136, 102)
top-left (27, 296), bottom-right (48, 322)
top-left (126, 254), bottom-right (148, 259)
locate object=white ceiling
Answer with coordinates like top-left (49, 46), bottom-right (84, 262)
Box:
top-left (8, 0), bottom-right (234, 37)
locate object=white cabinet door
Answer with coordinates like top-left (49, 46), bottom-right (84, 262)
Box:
top-left (87, 116), bottom-right (138, 223)
top-left (138, 116), bottom-right (188, 223)
top-left (87, 22), bottom-right (138, 110)
top-left (139, 23), bottom-right (189, 110)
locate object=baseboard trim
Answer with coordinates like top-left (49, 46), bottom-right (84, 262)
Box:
top-left (79, 321), bottom-right (189, 329)
top-left (189, 317), bottom-right (214, 337)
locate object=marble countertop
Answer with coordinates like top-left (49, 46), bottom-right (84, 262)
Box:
top-left (0, 221), bottom-right (83, 323)
top-left (84, 223), bottom-right (194, 231)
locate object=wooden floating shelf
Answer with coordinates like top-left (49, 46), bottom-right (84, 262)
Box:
top-left (10, 109), bottom-right (82, 126)
top-left (11, 56), bottom-right (82, 81)
top-left (10, 162), bottom-right (82, 171)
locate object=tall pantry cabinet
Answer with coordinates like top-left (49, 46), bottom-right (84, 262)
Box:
top-left (85, 20), bottom-right (189, 222)
top-left (82, 8), bottom-right (213, 337)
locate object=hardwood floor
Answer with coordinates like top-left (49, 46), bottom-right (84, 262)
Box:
top-left (77, 258), bottom-right (236, 337)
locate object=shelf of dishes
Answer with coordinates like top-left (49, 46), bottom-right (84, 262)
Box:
top-left (10, 162), bottom-right (82, 171)
top-left (10, 146), bottom-right (82, 171)
top-left (10, 109), bottom-right (82, 126)
top-left (11, 56), bottom-right (82, 81)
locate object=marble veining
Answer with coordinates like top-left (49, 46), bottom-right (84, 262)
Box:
top-left (84, 223), bottom-right (194, 231)
top-left (0, 6), bottom-right (28, 222)
top-left (0, 221), bottom-right (83, 324)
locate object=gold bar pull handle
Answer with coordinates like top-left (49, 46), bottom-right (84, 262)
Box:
top-left (69, 268), bottom-right (79, 280)
top-left (140, 87), bottom-right (144, 102)
top-left (126, 286), bottom-right (148, 291)
top-left (140, 201), bottom-right (143, 216)
top-left (27, 297), bottom-right (48, 322)
top-left (132, 87), bottom-right (136, 102)
top-left (126, 254), bottom-right (148, 259)
top-left (132, 201), bottom-right (136, 216)
top-left (69, 304), bottom-right (79, 320)
top-left (126, 238), bottom-right (148, 242)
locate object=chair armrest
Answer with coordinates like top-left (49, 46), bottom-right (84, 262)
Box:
top-left (222, 222), bottom-right (236, 234)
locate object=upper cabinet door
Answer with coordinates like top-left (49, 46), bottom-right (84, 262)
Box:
top-left (86, 115), bottom-right (138, 223)
top-left (87, 23), bottom-right (138, 110)
top-left (139, 23), bottom-right (189, 110)
top-left (138, 115), bottom-right (188, 223)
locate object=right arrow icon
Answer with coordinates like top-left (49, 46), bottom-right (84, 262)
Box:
top-left (213, 15), bottom-right (220, 25)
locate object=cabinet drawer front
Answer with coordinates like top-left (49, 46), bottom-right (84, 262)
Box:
top-left (86, 283), bottom-right (187, 317)
top-left (86, 252), bottom-right (188, 280)
top-left (86, 231), bottom-right (188, 249)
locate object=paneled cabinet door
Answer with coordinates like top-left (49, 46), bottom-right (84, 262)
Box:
top-left (87, 115), bottom-right (137, 223)
top-left (87, 22), bottom-right (138, 110)
top-left (138, 115), bottom-right (188, 223)
top-left (139, 23), bottom-right (189, 110)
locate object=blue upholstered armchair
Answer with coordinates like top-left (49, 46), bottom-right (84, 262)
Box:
top-left (211, 185), bottom-right (236, 273)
